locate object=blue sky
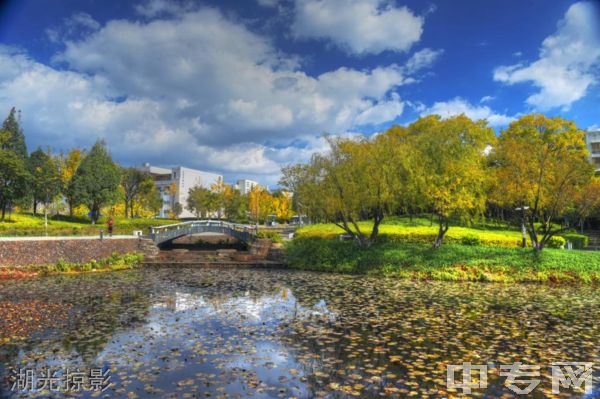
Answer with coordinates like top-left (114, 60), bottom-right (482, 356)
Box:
top-left (0, 0), bottom-right (598, 186)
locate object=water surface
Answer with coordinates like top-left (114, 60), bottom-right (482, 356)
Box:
top-left (1, 267), bottom-right (599, 398)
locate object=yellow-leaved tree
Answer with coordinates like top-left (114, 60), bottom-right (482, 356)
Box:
top-left (409, 115), bottom-right (495, 248)
top-left (492, 115), bottom-right (593, 250)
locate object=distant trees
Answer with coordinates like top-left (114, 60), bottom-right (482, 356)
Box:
top-left (27, 148), bottom-right (61, 215)
top-left (70, 140), bottom-right (121, 223)
top-left (187, 186), bottom-right (219, 218)
top-left (59, 148), bottom-right (85, 216)
top-left (121, 167), bottom-right (155, 218)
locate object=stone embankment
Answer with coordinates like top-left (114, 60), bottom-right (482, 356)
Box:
top-left (0, 236), bottom-right (157, 267)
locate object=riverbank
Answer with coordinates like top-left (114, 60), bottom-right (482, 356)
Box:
top-left (285, 237), bottom-right (600, 284)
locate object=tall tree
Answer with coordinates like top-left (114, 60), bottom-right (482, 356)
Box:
top-left (574, 177), bottom-right (600, 232)
top-left (28, 148), bottom-right (61, 215)
top-left (409, 115), bottom-right (495, 248)
top-left (1, 107), bottom-right (27, 159)
top-left (59, 148), bottom-right (85, 216)
top-left (121, 167), bottom-right (154, 218)
top-left (70, 140), bottom-right (121, 223)
top-left (492, 115), bottom-right (593, 250)
top-left (281, 132), bottom-right (412, 247)
top-left (0, 132), bottom-right (30, 221)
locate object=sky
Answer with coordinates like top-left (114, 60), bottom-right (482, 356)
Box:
top-left (0, 0), bottom-right (599, 187)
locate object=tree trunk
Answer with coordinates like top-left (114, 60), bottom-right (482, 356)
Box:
top-left (0, 205), bottom-right (5, 222)
top-left (433, 216), bottom-right (449, 249)
top-left (33, 200), bottom-right (37, 215)
top-left (68, 200), bottom-right (74, 217)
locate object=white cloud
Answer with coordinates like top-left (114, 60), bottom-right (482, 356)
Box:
top-left (46, 12), bottom-right (100, 43)
top-left (405, 48), bottom-right (443, 75)
top-left (134, 0), bottom-right (193, 17)
top-left (422, 97), bottom-right (515, 127)
top-left (0, 6), bottom-right (440, 186)
top-left (480, 95), bottom-right (494, 103)
top-left (355, 93), bottom-right (404, 126)
top-left (493, 1), bottom-right (600, 110)
top-left (291, 0), bottom-right (423, 55)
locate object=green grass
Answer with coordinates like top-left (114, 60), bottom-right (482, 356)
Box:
top-left (0, 212), bottom-right (175, 237)
top-left (296, 217), bottom-right (567, 248)
top-left (285, 237), bottom-right (600, 284)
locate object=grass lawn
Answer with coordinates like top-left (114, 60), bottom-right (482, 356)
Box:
top-left (0, 213), bottom-right (175, 237)
top-left (296, 216), bottom-right (567, 248)
top-left (289, 218), bottom-right (600, 283)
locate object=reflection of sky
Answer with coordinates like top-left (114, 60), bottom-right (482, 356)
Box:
top-left (5, 287), bottom-right (334, 398)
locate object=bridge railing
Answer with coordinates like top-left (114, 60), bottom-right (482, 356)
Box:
top-left (149, 220), bottom-right (258, 244)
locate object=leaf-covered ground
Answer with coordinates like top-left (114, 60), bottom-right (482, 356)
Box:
top-left (1, 268), bottom-right (600, 398)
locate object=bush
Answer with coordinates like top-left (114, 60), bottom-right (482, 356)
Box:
top-left (546, 236), bottom-right (566, 249)
top-left (561, 233), bottom-right (589, 249)
top-left (257, 230), bottom-right (283, 243)
top-left (461, 234), bottom-right (481, 246)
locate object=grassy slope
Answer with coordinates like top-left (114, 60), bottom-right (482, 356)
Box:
top-left (289, 218), bottom-right (600, 283)
top-left (0, 213), bottom-right (175, 236)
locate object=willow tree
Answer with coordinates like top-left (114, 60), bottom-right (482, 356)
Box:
top-left (409, 115), bottom-right (495, 248)
top-left (493, 115), bottom-right (593, 250)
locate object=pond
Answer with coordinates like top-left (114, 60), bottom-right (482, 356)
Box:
top-left (1, 267), bottom-right (600, 398)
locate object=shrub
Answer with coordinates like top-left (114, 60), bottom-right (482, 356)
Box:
top-left (461, 234), bottom-right (481, 246)
top-left (546, 236), bottom-right (566, 249)
top-left (561, 233), bottom-right (589, 249)
top-left (55, 259), bottom-right (71, 272)
top-left (257, 230), bottom-right (283, 243)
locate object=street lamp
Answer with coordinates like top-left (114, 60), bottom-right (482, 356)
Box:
top-left (515, 206), bottom-right (530, 248)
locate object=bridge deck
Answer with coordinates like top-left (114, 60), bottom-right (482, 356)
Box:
top-left (150, 220), bottom-right (257, 245)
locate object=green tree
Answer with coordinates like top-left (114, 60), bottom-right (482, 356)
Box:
top-left (170, 202), bottom-right (183, 219)
top-left (187, 186), bottom-right (219, 218)
top-left (139, 183), bottom-right (163, 217)
top-left (0, 132), bottom-right (30, 221)
top-left (409, 115), bottom-right (495, 248)
top-left (1, 107), bottom-right (27, 159)
top-left (70, 140), bottom-right (121, 223)
top-left (121, 167), bottom-right (154, 218)
top-left (58, 148), bottom-right (85, 216)
top-left (28, 148), bottom-right (61, 215)
top-left (492, 115), bottom-right (593, 250)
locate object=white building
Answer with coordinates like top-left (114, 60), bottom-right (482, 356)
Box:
top-left (236, 179), bottom-right (260, 195)
top-left (140, 164), bottom-right (223, 218)
top-left (586, 129), bottom-right (600, 173)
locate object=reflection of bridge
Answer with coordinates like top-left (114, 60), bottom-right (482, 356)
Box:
top-left (149, 220), bottom-right (257, 245)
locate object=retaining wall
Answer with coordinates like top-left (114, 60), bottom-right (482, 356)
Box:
top-left (0, 236), bottom-right (156, 267)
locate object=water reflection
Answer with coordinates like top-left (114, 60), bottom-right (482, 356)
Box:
top-left (0, 268), bottom-right (599, 398)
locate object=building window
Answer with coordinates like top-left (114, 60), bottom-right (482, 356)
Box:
top-left (591, 142), bottom-right (600, 153)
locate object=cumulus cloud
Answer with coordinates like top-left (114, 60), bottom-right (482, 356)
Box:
top-left (0, 7), bottom-right (440, 185)
top-left (493, 1), bottom-right (600, 110)
top-left (355, 93), bottom-right (404, 126)
top-left (291, 0), bottom-right (423, 55)
top-left (46, 12), bottom-right (100, 43)
top-left (421, 97), bottom-right (515, 127)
